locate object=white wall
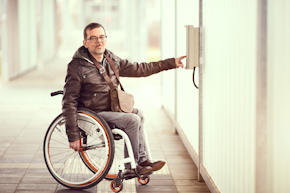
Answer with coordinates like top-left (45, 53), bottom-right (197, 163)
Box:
top-left (0, 0), bottom-right (56, 81)
top-left (160, 0), bottom-right (200, 154)
top-left (176, 0), bottom-right (199, 155)
top-left (41, 0), bottom-right (56, 63)
top-left (1, 0), bottom-right (19, 81)
top-left (202, 1), bottom-right (256, 192)
top-left (160, 0), bottom-right (176, 120)
top-left (267, 1), bottom-right (290, 192)
top-left (18, 0), bottom-right (38, 73)
top-left (161, 0), bottom-right (257, 192)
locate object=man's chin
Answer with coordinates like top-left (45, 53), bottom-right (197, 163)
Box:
top-left (91, 49), bottom-right (105, 55)
top-left (96, 48), bottom-right (105, 54)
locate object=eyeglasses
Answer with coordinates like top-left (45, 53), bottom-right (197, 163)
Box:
top-left (85, 36), bottom-right (107, 43)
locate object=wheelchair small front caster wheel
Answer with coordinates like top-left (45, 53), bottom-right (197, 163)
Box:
top-left (111, 180), bottom-right (123, 192)
top-left (138, 176), bottom-right (150, 185)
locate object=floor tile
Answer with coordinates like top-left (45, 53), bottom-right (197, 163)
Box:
top-left (176, 185), bottom-right (211, 192)
top-left (166, 158), bottom-right (195, 164)
top-left (150, 174), bottom-right (173, 180)
top-left (168, 164), bottom-right (197, 170)
top-left (21, 175), bottom-right (57, 184)
top-left (171, 172), bottom-right (198, 180)
top-left (144, 179), bottom-right (175, 186)
top-left (136, 184), bottom-right (178, 192)
top-left (0, 168), bottom-right (27, 174)
top-left (0, 175), bottom-right (24, 184)
top-left (0, 163), bottom-right (30, 168)
top-left (56, 184), bottom-right (97, 192)
top-left (0, 184), bottom-right (18, 191)
top-left (174, 179), bottom-right (208, 186)
top-left (15, 190), bottom-right (55, 193)
top-left (17, 183), bottom-right (58, 190)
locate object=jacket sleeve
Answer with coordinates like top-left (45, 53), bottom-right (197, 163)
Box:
top-left (118, 58), bottom-right (176, 77)
top-left (62, 63), bottom-right (82, 142)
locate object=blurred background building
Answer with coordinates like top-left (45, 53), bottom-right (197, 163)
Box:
top-left (0, 0), bottom-right (160, 80)
top-left (0, 0), bottom-right (290, 193)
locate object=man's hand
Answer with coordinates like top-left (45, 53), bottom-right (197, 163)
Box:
top-left (69, 139), bottom-right (81, 151)
top-left (175, 56), bottom-right (186, 68)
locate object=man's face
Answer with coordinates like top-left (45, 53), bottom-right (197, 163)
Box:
top-left (83, 27), bottom-right (107, 55)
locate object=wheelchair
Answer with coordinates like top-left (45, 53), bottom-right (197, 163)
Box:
top-left (43, 91), bottom-right (153, 192)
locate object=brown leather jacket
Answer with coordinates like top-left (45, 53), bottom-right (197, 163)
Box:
top-left (62, 46), bottom-right (176, 142)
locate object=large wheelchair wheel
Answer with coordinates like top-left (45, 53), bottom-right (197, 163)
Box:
top-left (43, 108), bottom-right (115, 190)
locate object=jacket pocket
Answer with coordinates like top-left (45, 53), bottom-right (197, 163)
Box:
top-left (89, 90), bottom-right (111, 111)
top-left (83, 68), bottom-right (105, 84)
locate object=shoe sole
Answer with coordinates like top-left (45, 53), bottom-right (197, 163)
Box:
top-left (139, 167), bottom-right (153, 175)
top-left (152, 161), bottom-right (166, 171)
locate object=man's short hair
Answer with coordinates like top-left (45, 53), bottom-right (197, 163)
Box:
top-left (83, 23), bottom-right (106, 40)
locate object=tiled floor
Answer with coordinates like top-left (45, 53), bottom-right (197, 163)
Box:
top-left (0, 58), bottom-right (210, 193)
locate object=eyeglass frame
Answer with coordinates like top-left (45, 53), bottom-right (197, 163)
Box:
top-left (85, 35), bottom-right (107, 43)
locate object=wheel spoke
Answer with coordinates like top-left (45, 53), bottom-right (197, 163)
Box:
top-left (50, 138), bottom-right (68, 147)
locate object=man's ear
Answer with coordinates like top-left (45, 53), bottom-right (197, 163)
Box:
top-left (83, 40), bottom-right (88, 48)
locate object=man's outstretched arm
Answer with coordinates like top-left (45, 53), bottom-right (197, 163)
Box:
top-left (118, 55), bottom-right (186, 77)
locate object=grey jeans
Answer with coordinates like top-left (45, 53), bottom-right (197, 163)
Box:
top-left (97, 108), bottom-right (147, 169)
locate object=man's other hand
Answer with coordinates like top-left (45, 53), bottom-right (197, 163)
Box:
top-left (175, 56), bottom-right (186, 68)
top-left (69, 139), bottom-right (81, 151)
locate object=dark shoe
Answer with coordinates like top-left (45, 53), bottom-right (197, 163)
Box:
top-left (139, 159), bottom-right (166, 171)
top-left (124, 168), bottom-right (136, 178)
top-left (124, 165), bottom-right (152, 178)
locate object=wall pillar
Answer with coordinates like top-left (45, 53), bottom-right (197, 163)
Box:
top-left (40, 0), bottom-right (56, 64)
top-left (1, 0), bottom-right (19, 81)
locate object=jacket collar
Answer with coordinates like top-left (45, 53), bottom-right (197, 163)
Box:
top-left (72, 46), bottom-right (117, 66)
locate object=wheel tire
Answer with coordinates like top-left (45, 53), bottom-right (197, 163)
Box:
top-left (138, 176), bottom-right (150, 185)
top-left (110, 180), bottom-right (123, 192)
top-left (43, 108), bottom-right (115, 189)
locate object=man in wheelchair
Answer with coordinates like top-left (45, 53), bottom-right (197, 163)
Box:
top-left (62, 22), bottom-right (186, 177)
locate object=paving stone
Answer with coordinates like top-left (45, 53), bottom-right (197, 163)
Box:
top-left (143, 179), bottom-right (175, 186)
top-left (56, 184), bottom-right (97, 192)
top-left (168, 163), bottom-right (198, 170)
top-left (0, 158), bottom-right (33, 163)
top-left (0, 168), bottom-right (27, 174)
top-left (0, 176), bottom-right (23, 184)
top-left (0, 183), bottom-right (18, 191)
top-left (15, 190), bottom-right (55, 193)
top-left (178, 192), bottom-right (211, 193)
top-left (150, 174), bottom-right (173, 180)
top-left (171, 172), bottom-right (198, 180)
top-left (174, 179), bottom-right (208, 186)
top-left (17, 183), bottom-right (58, 190)
top-left (21, 175), bottom-right (57, 184)
top-left (163, 151), bottom-right (190, 156)
top-left (0, 190), bottom-right (16, 193)
top-left (176, 185), bottom-right (211, 192)
top-left (166, 158), bottom-right (195, 164)
top-left (136, 184), bottom-right (178, 192)
top-left (164, 154), bottom-right (192, 160)
top-left (25, 168), bottom-right (50, 174)
top-left (0, 163), bottom-right (31, 169)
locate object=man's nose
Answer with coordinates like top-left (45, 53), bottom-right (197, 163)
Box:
top-left (96, 37), bottom-right (101, 43)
